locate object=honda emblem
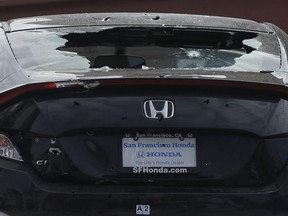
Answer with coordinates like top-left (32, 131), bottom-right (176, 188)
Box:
top-left (144, 100), bottom-right (174, 119)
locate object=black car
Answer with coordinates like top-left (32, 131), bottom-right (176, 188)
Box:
top-left (0, 12), bottom-right (287, 215)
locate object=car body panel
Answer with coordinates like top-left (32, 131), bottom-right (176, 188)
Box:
top-left (0, 13), bottom-right (287, 215)
top-left (6, 13), bottom-right (272, 33)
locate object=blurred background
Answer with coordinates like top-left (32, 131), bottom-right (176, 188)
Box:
top-left (0, 0), bottom-right (286, 32)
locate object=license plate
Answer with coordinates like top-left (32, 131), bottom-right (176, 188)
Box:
top-left (122, 135), bottom-right (196, 173)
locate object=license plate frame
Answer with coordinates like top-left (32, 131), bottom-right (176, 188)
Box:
top-left (120, 133), bottom-right (197, 174)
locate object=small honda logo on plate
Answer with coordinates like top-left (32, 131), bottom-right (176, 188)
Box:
top-left (136, 151), bottom-right (145, 158)
top-left (144, 100), bottom-right (174, 119)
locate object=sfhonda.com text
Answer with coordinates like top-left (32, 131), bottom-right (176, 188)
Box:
top-left (133, 167), bottom-right (187, 174)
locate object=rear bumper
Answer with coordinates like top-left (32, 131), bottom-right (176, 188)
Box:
top-left (0, 168), bottom-right (288, 216)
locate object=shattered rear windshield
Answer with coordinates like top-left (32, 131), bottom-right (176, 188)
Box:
top-left (7, 27), bottom-right (281, 72)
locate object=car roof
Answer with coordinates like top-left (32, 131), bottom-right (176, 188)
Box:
top-left (3, 13), bottom-right (272, 33)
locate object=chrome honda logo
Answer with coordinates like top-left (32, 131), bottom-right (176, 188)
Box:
top-left (144, 100), bottom-right (174, 119)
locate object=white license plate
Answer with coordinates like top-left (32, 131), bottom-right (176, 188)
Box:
top-left (122, 137), bottom-right (196, 168)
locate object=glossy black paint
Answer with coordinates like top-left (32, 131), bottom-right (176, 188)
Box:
top-left (0, 86), bottom-right (285, 137)
top-left (0, 85), bottom-right (286, 215)
top-left (0, 167), bottom-right (288, 216)
top-left (0, 13), bottom-right (288, 216)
